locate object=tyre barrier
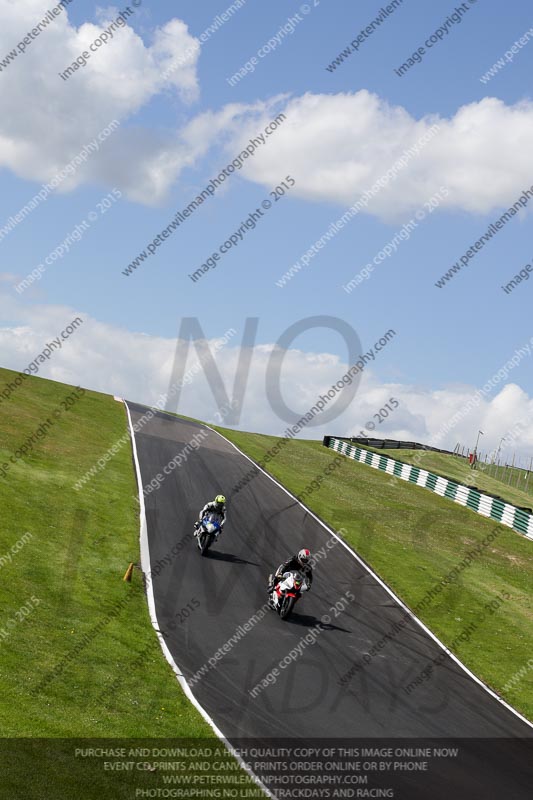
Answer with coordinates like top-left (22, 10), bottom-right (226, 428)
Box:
top-left (324, 436), bottom-right (533, 541)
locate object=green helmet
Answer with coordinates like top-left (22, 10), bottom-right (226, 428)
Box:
top-left (215, 494), bottom-right (226, 505)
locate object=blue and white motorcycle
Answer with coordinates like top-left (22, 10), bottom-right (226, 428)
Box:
top-left (194, 512), bottom-right (222, 556)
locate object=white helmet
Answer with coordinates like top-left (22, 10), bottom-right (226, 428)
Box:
top-left (298, 548), bottom-right (311, 566)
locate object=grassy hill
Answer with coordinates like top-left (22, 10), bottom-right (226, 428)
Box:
top-left (366, 445), bottom-right (533, 509)
top-left (0, 366), bottom-right (213, 738)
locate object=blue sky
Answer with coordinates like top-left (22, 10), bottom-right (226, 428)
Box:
top-left (1, 0), bottom-right (533, 453)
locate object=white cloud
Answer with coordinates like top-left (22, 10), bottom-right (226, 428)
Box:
top-left (231, 91), bottom-right (533, 220)
top-left (0, 273), bottom-right (18, 284)
top-left (4, 4), bottom-right (533, 219)
top-left (0, 0), bottom-right (208, 203)
top-left (1, 295), bottom-right (533, 465)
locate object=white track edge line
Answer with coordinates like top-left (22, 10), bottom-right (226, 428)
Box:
top-left (123, 401), bottom-right (276, 799)
top-left (206, 423), bottom-right (533, 733)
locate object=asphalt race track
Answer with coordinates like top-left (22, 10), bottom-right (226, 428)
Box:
top-left (127, 402), bottom-right (533, 799)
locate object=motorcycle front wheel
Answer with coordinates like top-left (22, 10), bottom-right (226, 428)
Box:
top-left (279, 595), bottom-right (295, 620)
top-left (198, 533), bottom-right (212, 556)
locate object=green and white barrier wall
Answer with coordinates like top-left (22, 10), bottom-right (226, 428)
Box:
top-left (325, 437), bottom-right (533, 541)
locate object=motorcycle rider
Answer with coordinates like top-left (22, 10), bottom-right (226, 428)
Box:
top-left (268, 548), bottom-right (313, 593)
top-left (194, 494), bottom-right (227, 536)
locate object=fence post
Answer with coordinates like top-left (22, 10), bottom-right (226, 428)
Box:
top-left (525, 457), bottom-right (533, 492)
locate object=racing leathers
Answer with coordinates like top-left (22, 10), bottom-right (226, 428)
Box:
top-left (270, 554), bottom-right (313, 592)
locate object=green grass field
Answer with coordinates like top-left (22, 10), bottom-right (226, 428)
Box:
top-left (480, 460), bottom-right (533, 495)
top-left (0, 367), bottom-right (212, 739)
top-left (215, 427), bottom-right (533, 722)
